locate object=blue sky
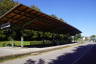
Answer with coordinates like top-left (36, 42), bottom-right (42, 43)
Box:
top-left (14, 0), bottom-right (96, 36)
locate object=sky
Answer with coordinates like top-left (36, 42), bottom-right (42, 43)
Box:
top-left (14, 0), bottom-right (96, 36)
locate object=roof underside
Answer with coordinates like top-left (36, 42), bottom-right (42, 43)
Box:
top-left (0, 4), bottom-right (81, 35)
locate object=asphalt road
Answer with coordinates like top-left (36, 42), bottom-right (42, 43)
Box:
top-left (73, 43), bottom-right (96, 64)
top-left (0, 42), bottom-right (95, 64)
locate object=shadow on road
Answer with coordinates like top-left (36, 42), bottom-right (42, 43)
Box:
top-left (24, 59), bottom-right (45, 64)
top-left (24, 44), bottom-right (96, 64)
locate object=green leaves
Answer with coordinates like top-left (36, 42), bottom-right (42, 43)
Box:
top-left (31, 5), bottom-right (41, 12)
top-left (74, 34), bottom-right (82, 42)
top-left (0, 0), bottom-right (17, 16)
top-left (0, 30), bottom-right (6, 38)
top-left (90, 35), bottom-right (96, 42)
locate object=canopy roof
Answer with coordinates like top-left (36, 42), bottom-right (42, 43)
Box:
top-left (0, 4), bottom-right (81, 35)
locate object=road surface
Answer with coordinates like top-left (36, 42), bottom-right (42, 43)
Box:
top-left (74, 43), bottom-right (96, 64)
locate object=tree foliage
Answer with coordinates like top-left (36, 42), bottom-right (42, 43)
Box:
top-left (51, 14), bottom-right (59, 19)
top-left (0, 0), bottom-right (17, 16)
top-left (90, 35), bottom-right (96, 42)
top-left (31, 5), bottom-right (41, 12)
top-left (74, 34), bottom-right (82, 42)
top-left (0, 30), bottom-right (6, 40)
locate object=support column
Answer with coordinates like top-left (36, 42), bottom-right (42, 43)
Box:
top-left (42, 32), bottom-right (45, 46)
top-left (8, 29), bottom-right (14, 47)
top-left (56, 33), bottom-right (60, 45)
top-left (21, 36), bottom-right (24, 47)
top-left (52, 33), bottom-right (54, 41)
top-left (11, 38), bottom-right (14, 47)
top-left (73, 35), bottom-right (76, 43)
top-left (52, 33), bottom-right (55, 45)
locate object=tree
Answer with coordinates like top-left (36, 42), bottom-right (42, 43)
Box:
top-left (31, 5), bottom-right (41, 12)
top-left (50, 14), bottom-right (59, 19)
top-left (90, 35), bottom-right (96, 42)
top-left (0, 0), bottom-right (17, 16)
top-left (74, 34), bottom-right (82, 42)
top-left (0, 30), bottom-right (6, 41)
top-left (0, 0), bottom-right (18, 47)
top-left (59, 18), bottom-right (64, 22)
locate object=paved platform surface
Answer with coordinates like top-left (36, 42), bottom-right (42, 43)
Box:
top-left (0, 43), bottom-right (78, 58)
top-left (0, 42), bottom-right (95, 64)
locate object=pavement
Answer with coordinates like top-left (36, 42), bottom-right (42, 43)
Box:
top-left (0, 42), bottom-right (95, 64)
top-left (0, 43), bottom-right (78, 58)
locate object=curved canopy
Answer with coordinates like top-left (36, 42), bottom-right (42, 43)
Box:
top-left (0, 4), bottom-right (81, 35)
